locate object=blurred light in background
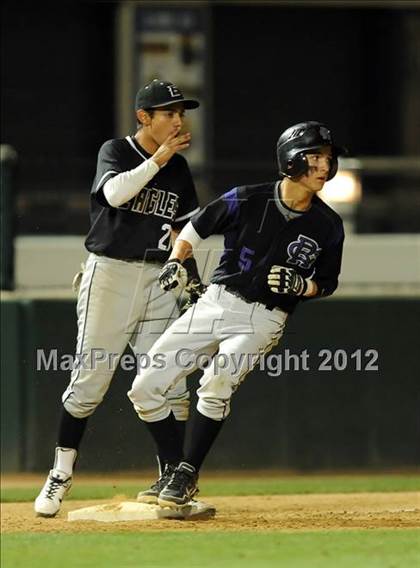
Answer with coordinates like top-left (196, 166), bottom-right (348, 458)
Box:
top-left (320, 166), bottom-right (362, 204)
top-left (319, 159), bottom-right (362, 233)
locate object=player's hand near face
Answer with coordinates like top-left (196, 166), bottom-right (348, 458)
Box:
top-left (152, 131), bottom-right (191, 168)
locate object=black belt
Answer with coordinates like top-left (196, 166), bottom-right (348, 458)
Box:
top-left (224, 286), bottom-right (278, 312)
top-left (94, 252), bottom-right (163, 266)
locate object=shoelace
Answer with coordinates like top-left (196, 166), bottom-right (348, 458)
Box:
top-left (151, 465), bottom-right (176, 491)
top-left (167, 470), bottom-right (195, 492)
top-left (45, 476), bottom-right (66, 500)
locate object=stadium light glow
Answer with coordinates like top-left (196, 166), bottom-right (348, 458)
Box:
top-left (320, 170), bottom-right (362, 204)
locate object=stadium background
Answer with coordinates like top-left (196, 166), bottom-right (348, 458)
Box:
top-left (1, 2), bottom-right (419, 566)
top-left (2, 0), bottom-right (419, 473)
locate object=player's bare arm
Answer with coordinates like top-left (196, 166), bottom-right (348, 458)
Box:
top-left (170, 238), bottom-right (193, 262)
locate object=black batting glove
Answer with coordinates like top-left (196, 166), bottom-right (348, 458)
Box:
top-left (268, 265), bottom-right (308, 296)
top-left (182, 257), bottom-right (201, 284)
top-left (180, 280), bottom-right (208, 314)
top-left (159, 259), bottom-right (188, 291)
top-left (181, 257), bottom-right (207, 311)
top-left (185, 279), bottom-right (207, 303)
top-left (181, 256), bottom-right (207, 300)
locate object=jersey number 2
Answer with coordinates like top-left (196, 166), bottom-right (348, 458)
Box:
top-left (158, 223), bottom-right (172, 251)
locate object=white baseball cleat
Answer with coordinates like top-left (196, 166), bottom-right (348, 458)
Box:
top-left (157, 498), bottom-right (216, 520)
top-left (34, 470), bottom-right (72, 517)
top-left (178, 499), bottom-right (216, 520)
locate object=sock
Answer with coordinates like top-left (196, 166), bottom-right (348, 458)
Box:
top-left (144, 412), bottom-right (184, 465)
top-left (184, 411), bottom-right (225, 472)
top-left (157, 420), bottom-right (186, 472)
top-left (53, 447), bottom-right (77, 477)
top-left (175, 419), bottom-right (186, 446)
top-left (57, 407), bottom-right (88, 450)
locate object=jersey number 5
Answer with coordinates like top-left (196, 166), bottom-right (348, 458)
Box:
top-left (158, 223), bottom-right (172, 251)
top-left (238, 246), bottom-right (255, 272)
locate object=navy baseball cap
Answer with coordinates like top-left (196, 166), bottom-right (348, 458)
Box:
top-left (135, 79), bottom-right (200, 111)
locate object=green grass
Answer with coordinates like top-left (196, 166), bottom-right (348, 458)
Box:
top-left (2, 474), bottom-right (419, 503)
top-left (2, 475), bottom-right (419, 567)
top-left (2, 530), bottom-right (419, 568)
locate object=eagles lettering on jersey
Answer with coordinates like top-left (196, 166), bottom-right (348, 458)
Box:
top-left (191, 182), bottom-right (344, 313)
top-left (118, 185), bottom-right (178, 220)
top-left (85, 136), bottom-right (199, 262)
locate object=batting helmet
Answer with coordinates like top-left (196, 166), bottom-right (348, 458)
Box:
top-left (277, 121), bottom-right (345, 181)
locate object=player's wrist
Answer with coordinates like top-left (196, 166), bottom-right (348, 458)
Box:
top-left (296, 275), bottom-right (308, 296)
top-left (150, 155), bottom-right (165, 169)
top-left (302, 279), bottom-right (316, 297)
top-left (182, 256), bottom-right (201, 283)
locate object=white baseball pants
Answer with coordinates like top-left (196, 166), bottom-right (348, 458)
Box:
top-left (128, 284), bottom-right (288, 421)
top-left (62, 253), bottom-right (189, 419)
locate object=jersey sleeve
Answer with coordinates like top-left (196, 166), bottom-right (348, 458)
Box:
top-left (311, 222), bottom-right (344, 297)
top-left (172, 159), bottom-right (200, 228)
top-left (91, 140), bottom-right (124, 207)
top-left (191, 187), bottom-right (242, 239)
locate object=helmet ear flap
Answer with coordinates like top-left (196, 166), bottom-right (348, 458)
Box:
top-left (285, 152), bottom-right (309, 179)
top-left (286, 159), bottom-right (294, 174)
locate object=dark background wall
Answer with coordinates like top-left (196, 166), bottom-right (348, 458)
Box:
top-left (2, 2), bottom-right (419, 233)
top-left (1, 1), bottom-right (116, 234)
top-left (2, 298), bottom-right (419, 472)
top-left (211, 6), bottom-right (408, 190)
top-left (1, 1), bottom-right (115, 193)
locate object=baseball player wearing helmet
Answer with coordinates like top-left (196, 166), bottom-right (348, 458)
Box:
top-left (128, 121), bottom-right (345, 507)
top-left (35, 80), bottom-right (206, 517)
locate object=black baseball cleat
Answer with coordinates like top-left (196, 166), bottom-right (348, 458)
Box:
top-left (137, 463), bottom-right (177, 504)
top-left (158, 462), bottom-right (198, 508)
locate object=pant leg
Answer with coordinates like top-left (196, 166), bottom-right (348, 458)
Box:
top-left (196, 289), bottom-right (288, 420)
top-left (62, 254), bottom-right (149, 418)
top-left (128, 287), bottom-right (221, 422)
top-left (129, 268), bottom-right (191, 420)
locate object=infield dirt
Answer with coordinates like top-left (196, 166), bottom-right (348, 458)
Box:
top-left (2, 493), bottom-right (419, 533)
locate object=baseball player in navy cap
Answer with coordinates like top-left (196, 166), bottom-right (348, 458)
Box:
top-left (128, 121), bottom-right (346, 507)
top-left (35, 79), bottom-right (207, 517)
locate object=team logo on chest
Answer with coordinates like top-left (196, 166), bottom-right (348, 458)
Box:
top-left (287, 234), bottom-right (322, 269)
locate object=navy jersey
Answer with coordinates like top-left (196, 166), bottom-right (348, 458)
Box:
top-left (191, 182), bottom-right (344, 313)
top-left (85, 136), bottom-right (199, 262)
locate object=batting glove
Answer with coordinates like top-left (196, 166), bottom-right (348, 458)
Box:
top-left (268, 265), bottom-right (308, 296)
top-left (159, 259), bottom-right (188, 291)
